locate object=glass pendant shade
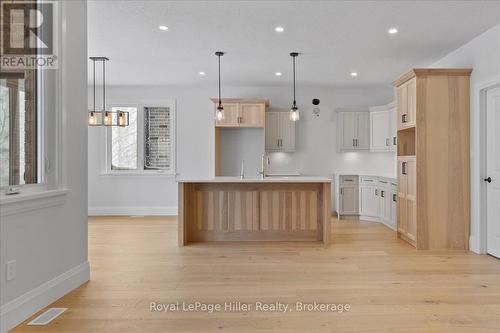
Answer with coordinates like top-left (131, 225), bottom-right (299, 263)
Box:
top-left (216, 105), bottom-right (224, 121)
top-left (290, 105), bottom-right (300, 121)
top-left (103, 111), bottom-right (112, 126)
top-left (89, 111), bottom-right (98, 126)
top-left (118, 111), bottom-right (128, 127)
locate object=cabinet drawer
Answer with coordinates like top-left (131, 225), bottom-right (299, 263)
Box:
top-left (377, 178), bottom-right (390, 187)
top-left (340, 175), bottom-right (358, 185)
top-left (390, 181), bottom-right (397, 191)
top-left (360, 176), bottom-right (377, 185)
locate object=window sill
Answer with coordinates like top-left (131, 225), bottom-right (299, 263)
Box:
top-left (98, 171), bottom-right (176, 178)
top-left (0, 188), bottom-right (69, 217)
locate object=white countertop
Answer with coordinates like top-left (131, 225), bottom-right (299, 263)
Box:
top-left (333, 172), bottom-right (397, 180)
top-left (177, 176), bottom-right (332, 183)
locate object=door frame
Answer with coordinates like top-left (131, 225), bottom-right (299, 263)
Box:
top-left (472, 75), bottom-right (500, 254)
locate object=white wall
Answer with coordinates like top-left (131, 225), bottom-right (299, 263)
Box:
top-left (0, 2), bottom-right (89, 332)
top-left (88, 84), bottom-right (394, 214)
top-left (431, 23), bottom-right (500, 253)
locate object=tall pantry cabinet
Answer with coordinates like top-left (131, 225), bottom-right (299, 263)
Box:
top-left (393, 69), bottom-right (472, 250)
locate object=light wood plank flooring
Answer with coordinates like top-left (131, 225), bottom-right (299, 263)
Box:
top-left (12, 216), bottom-right (500, 333)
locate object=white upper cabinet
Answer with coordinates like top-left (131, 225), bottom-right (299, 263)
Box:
top-left (367, 102), bottom-right (397, 152)
top-left (338, 111), bottom-right (370, 151)
top-left (370, 110), bottom-right (390, 151)
top-left (265, 112), bottom-right (296, 152)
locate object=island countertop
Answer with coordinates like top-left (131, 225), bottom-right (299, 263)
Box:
top-left (177, 176), bottom-right (332, 183)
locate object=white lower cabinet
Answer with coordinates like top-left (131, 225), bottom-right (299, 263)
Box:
top-left (338, 175), bottom-right (397, 229)
top-left (339, 186), bottom-right (358, 215)
top-left (359, 186), bottom-right (379, 217)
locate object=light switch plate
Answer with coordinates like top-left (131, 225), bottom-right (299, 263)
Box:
top-left (6, 260), bottom-right (16, 281)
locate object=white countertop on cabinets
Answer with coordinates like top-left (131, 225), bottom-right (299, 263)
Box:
top-left (177, 176), bottom-right (332, 183)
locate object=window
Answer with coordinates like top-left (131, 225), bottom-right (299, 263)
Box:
top-left (107, 103), bottom-right (175, 174)
top-left (144, 107), bottom-right (172, 170)
top-left (0, 71), bottom-right (39, 187)
top-left (111, 106), bottom-right (138, 170)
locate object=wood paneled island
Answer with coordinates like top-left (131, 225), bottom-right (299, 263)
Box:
top-left (177, 177), bottom-right (331, 246)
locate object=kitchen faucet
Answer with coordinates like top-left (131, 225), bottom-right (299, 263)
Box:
top-left (258, 154), bottom-right (270, 179)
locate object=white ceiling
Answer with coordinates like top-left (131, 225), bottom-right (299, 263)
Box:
top-left (88, 0), bottom-right (500, 88)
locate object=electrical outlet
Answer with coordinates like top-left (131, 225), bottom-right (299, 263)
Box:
top-left (6, 260), bottom-right (16, 281)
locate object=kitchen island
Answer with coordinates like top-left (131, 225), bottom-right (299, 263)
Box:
top-left (177, 177), bottom-right (331, 246)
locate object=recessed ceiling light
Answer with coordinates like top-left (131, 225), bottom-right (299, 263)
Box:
top-left (275, 72), bottom-right (282, 76)
top-left (388, 27), bottom-right (398, 34)
top-left (158, 25), bottom-right (169, 31)
top-left (351, 72), bottom-right (358, 77)
top-left (275, 26), bottom-right (284, 33)
top-left (199, 71), bottom-right (206, 76)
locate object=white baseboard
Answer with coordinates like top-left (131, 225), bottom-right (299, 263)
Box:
top-left (88, 206), bottom-right (178, 216)
top-left (0, 261), bottom-right (90, 333)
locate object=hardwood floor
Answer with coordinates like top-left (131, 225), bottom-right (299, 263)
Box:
top-left (12, 216), bottom-right (500, 333)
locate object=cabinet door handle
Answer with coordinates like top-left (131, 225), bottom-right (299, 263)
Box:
top-left (352, 138), bottom-right (356, 147)
top-left (402, 162), bottom-right (407, 175)
top-left (393, 137), bottom-right (397, 145)
top-left (402, 114), bottom-right (407, 123)
top-left (381, 190), bottom-right (385, 198)
top-left (355, 139), bottom-right (358, 147)
top-left (393, 194), bottom-right (397, 202)
top-left (375, 189), bottom-right (378, 196)
top-left (340, 188), bottom-right (343, 195)
top-left (386, 138), bottom-right (390, 146)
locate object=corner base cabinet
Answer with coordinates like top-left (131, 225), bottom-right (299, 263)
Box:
top-left (393, 68), bottom-right (472, 250)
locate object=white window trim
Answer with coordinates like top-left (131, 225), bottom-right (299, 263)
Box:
top-left (0, 1), bottom-right (66, 204)
top-left (101, 101), bottom-right (176, 177)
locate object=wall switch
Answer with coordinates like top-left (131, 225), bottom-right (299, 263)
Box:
top-left (6, 260), bottom-right (16, 281)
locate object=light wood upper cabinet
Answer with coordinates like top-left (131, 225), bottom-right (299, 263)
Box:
top-left (397, 78), bottom-right (416, 130)
top-left (215, 103), bottom-right (239, 127)
top-left (239, 103), bottom-right (265, 127)
top-left (212, 99), bottom-right (268, 128)
top-left (265, 112), bottom-right (296, 152)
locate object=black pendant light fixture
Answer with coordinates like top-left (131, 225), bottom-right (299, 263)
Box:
top-left (215, 51), bottom-right (225, 121)
top-left (289, 52), bottom-right (300, 121)
top-left (88, 57), bottom-right (129, 127)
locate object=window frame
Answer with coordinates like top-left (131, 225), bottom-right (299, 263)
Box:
top-left (103, 101), bottom-right (176, 177)
top-left (0, 69), bottom-right (44, 191)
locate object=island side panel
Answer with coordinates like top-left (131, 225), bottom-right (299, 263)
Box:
top-left (178, 182), bottom-right (194, 246)
top-left (321, 182), bottom-right (332, 246)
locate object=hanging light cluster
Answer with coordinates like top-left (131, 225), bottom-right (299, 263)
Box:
top-left (88, 57), bottom-right (129, 127)
top-left (215, 51), bottom-right (225, 121)
top-left (289, 52), bottom-right (300, 121)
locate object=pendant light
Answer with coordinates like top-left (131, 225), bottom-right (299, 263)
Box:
top-left (88, 57), bottom-right (129, 127)
top-left (289, 52), bottom-right (300, 121)
top-left (215, 51), bottom-right (225, 121)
